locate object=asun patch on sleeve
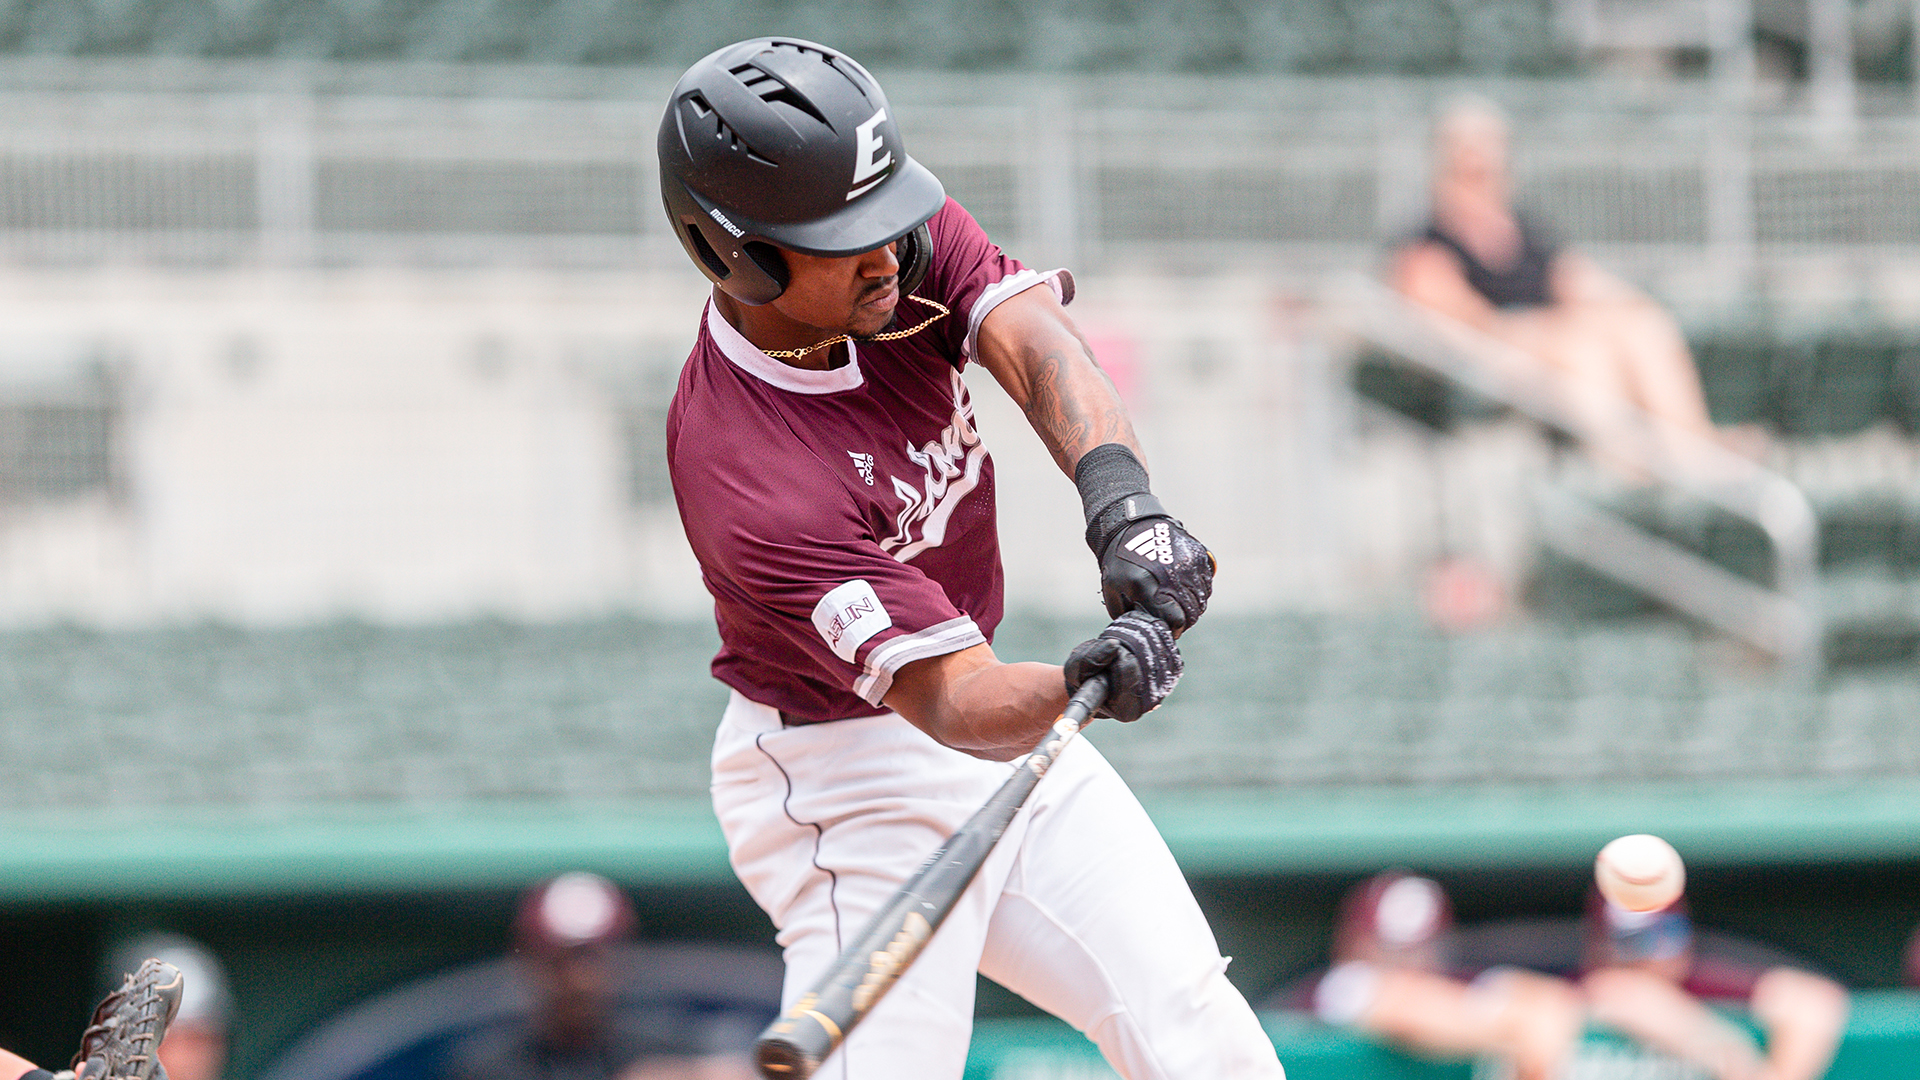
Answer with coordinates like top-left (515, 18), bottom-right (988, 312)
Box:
top-left (811, 579), bottom-right (894, 663)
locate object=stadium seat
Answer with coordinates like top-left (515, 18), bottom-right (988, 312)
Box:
top-left (1780, 330), bottom-right (1899, 438)
top-left (1690, 329), bottom-right (1780, 428)
top-left (1350, 351), bottom-right (1509, 433)
top-left (0, 0), bottom-right (1577, 72)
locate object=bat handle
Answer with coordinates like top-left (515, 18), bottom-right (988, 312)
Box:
top-left (1060, 673), bottom-right (1109, 731)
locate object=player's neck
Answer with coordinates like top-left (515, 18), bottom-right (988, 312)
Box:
top-left (712, 290), bottom-right (850, 371)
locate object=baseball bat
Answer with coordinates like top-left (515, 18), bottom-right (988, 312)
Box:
top-left (751, 673), bottom-right (1111, 1079)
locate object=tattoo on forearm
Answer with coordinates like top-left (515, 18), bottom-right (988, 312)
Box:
top-left (1019, 344), bottom-right (1137, 475)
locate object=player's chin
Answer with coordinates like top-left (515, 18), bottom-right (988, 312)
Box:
top-left (848, 309), bottom-right (896, 338)
top-left (849, 286), bottom-right (899, 333)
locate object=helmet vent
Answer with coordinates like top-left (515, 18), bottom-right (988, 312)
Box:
top-left (729, 63), bottom-right (829, 128)
top-left (684, 224), bottom-right (730, 279)
top-left (680, 92), bottom-right (774, 164)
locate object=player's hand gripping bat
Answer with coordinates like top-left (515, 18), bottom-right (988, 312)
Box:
top-left (750, 673), bottom-right (1112, 1079)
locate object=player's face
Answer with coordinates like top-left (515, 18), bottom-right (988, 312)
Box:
top-left (774, 240), bottom-right (902, 338)
top-left (520, 944), bottom-right (617, 1043)
top-left (155, 1024), bottom-right (226, 1080)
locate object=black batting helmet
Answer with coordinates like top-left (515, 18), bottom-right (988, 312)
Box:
top-left (657, 37), bottom-right (946, 305)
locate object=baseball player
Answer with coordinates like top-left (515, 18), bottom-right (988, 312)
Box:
top-left (658, 37), bottom-right (1284, 1079)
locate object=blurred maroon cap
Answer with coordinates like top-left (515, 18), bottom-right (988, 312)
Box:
top-left (1334, 870), bottom-right (1453, 961)
top-left (514, 871), bottom-right (637, 952)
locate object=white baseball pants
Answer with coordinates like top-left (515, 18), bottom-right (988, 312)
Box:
top-left (710, 690), bottom-right (1286, 1080)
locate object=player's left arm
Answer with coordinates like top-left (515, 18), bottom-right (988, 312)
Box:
top-left (975, 284), bottom-right (1215, 634)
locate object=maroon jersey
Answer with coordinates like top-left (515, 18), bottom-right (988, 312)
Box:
top-left (667, 199), bottom-right (1072, 723)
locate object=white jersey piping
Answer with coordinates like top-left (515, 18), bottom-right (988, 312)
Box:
top-left (962, 267), bottom-right (1076, 363)
top-left (852, 614), bottom-right (986, 705)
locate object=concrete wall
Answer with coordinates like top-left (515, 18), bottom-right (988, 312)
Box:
top-left (0, 266), bottom-right (1468, 627)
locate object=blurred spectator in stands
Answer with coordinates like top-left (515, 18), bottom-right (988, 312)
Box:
top-left (1391, 96), bottom-right (1762, 474)
top-left (107, 933), bottom-right (230, 1080)
top-left (1303, 871), bottom-right (1583, 1080)
top-left (439, 872), bottom-right (754, 1080)
top-left (1580, 891), bottom-right (1848, 1080)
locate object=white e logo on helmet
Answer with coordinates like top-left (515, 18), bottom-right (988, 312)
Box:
top-left (848, 108), bottom-right (893, 201)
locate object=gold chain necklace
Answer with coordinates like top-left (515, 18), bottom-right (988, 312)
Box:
top-left (761, 294), bottom-right (951, 361)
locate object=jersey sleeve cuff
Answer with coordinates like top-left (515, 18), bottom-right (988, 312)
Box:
top-left (962, 267), bottom-right (1076, 363)
top-left (851, 614), bottom-right (987, 706)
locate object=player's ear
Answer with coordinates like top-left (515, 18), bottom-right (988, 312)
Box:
top-left (896, 222), bottom-right (933, 296)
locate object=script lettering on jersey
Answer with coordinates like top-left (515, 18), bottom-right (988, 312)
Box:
top-left (880, 368), bottom-right (989, 563)
top-left (848, 108), bottom-right (893, 201)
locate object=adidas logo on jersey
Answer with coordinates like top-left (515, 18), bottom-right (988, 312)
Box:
top-left (1124, 521), bottom-right (1175, 565)
top-left (848, 451), bottom-right (875, 486)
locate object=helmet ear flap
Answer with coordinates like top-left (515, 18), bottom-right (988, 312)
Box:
top-left (896, 222), bottom-right (933, 296)
top-left (742, 241), bottom-right (790, 296)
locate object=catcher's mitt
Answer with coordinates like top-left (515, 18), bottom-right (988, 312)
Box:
top-left (62, 959), bottom-right (184, 1080)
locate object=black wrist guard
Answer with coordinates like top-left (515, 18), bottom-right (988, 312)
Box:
top-left (1075, 443), bottom-right (1171, 557)
top-left (1074, 443), bottom-right (1215, 633)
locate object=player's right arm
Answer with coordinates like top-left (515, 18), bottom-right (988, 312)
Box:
top-left (883, 643), bottom-right (1067, 760)
top-left (886, 611), bottom-right (1183, 760)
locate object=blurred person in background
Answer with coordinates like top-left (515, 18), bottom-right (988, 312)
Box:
top-left (1391, 96), bottom-right (1762, 474)
top-left (1903, 919), bottom-right (1920, 988)
top-left (1295, 871), bottom-right (1583, 1080)
top-left (105, 934), bottom-right (229, 1080)
top-left (438, 872), bottom-right (754, 1080)
top-left (1580, 890), bottom-right (1848, 1080)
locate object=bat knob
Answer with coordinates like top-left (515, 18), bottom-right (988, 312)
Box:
top-left (754, 1037), bottom-right (817, 1080)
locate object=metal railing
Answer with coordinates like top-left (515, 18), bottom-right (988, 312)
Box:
top-left (1328, 274), bottom-right (1823, 665)
top-left (0, 63), bottom-right (1911, 290)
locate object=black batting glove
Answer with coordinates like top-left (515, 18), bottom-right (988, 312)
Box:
top-left (1062, 610), bottom-right (1183, 723)
top-left (1075, 444), bottom-right (1215, 635)
top-left (1098, 516), bottom-right (1214, 632)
